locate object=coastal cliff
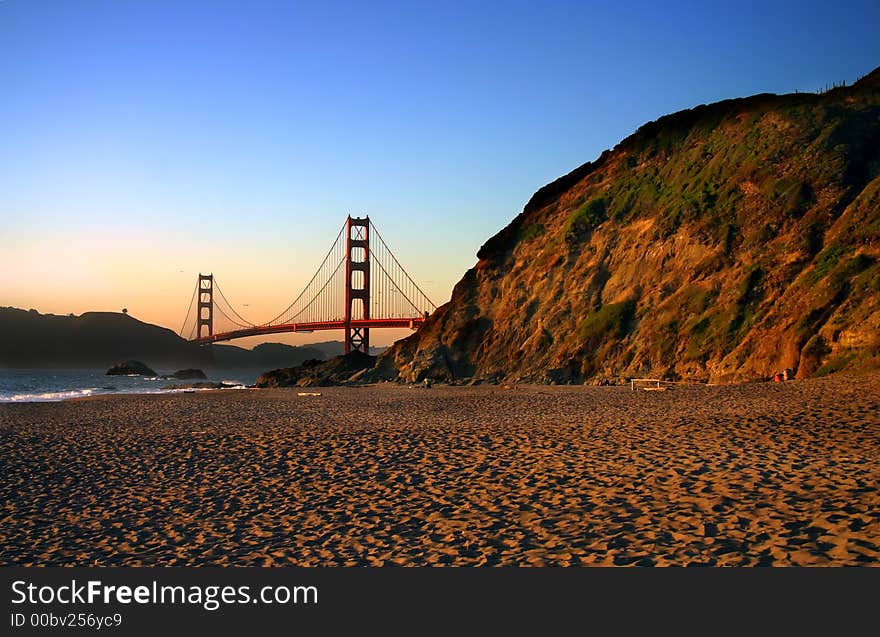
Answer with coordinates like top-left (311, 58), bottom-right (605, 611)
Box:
top-left (377, 68), bottom-right (880, 384)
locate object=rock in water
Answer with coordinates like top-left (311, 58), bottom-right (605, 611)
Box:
top-left (106, 360), bottom-right (157, 376)
top-left (171, 368), bottom-right (207, 380)
top-left (256, 351), bottom-right (376, 387)
top-left (162, 381), bottom-right (239, 390)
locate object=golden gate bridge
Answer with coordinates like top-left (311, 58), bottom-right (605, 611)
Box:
top-left (179, 216), bottom-right (436, 354)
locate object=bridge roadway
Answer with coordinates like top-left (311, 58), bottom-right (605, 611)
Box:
top-left (194, 317), bottom-right (427, 344)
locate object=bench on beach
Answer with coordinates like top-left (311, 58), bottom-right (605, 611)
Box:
top-left (630, 378), bottom-right (673, 391)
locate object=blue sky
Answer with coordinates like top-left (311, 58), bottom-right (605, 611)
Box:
top-left (1, 0), bottom-right (878, 345)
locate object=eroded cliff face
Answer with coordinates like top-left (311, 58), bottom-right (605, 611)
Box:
top-left (380, 69), bottom-right (880, 384)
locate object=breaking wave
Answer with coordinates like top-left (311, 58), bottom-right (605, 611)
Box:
top-left (0, 388), bottom-right (102, 402)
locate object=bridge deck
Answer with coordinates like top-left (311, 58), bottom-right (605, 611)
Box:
top-left (194, 317), bottom-right (426, 344)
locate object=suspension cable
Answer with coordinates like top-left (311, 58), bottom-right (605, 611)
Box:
top-left (262, 221), bottom-right (347, 326)
top-left (213, 301), bottom-right (253, 329)
top-left (213, 277), bottom-right (257, 326)
top-left (370, 223), bottom-right (437, 311)
top-left (285, 256), bottom-right (346, 323)
top-left (369, 251), bottom-right (425, 315)
top-left (179, 283), bottom-right (198, 337)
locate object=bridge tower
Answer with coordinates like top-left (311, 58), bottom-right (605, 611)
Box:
top-left (197, 273), bottom-right (214, 341)
top-left (344, 216), bottom-right (370, 354)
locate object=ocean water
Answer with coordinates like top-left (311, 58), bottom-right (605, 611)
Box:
top-left (0, 369), bottom-right (261, 403)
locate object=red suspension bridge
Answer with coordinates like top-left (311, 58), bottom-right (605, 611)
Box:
top-left (179, 216), bottom-right (436, 353)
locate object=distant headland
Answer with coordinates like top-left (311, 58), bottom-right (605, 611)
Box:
top-left (0, 306), bottom-right (359, 370)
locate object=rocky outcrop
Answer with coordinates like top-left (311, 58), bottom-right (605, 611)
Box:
top-left (376, 68), bottom-right (880, 384)
top-left (106, 360), bottom-right (157, 376)
top-left (163, 381), bottom-right (241, 390)
top-left (170, 368), bottom-right (207, 380)
top-left (256, 351), bottom-right (377, 388)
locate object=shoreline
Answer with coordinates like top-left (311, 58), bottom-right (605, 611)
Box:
top-left (3, 366), bottom-right (879, 404)
top-left (2, 374), bottom-right (879, 566)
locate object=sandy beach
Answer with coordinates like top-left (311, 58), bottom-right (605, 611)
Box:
top-left (1, 375), bottom-right (878, 566)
